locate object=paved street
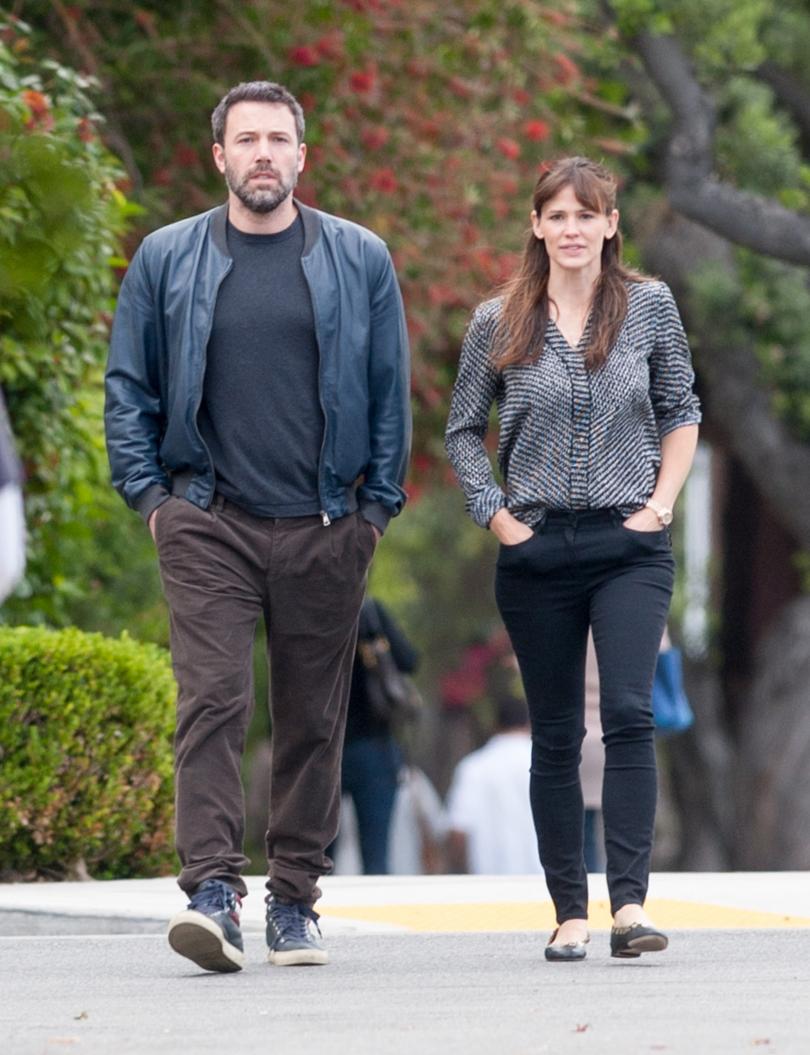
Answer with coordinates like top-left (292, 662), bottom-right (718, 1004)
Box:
top-left (2, 873), bottom-right (809, 1054)
top-left (2, 929), bottom-right (809, 1055)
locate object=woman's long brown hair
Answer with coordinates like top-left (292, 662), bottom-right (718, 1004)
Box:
top-left (493, 157), bottom-right (648, 371)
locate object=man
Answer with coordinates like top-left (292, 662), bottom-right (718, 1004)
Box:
top-left (0, 388), bottom-right (25, 604)
top-left (105, 81), bottom-right (410, 972)
top-left (445, 696), bottom-right (542, 875)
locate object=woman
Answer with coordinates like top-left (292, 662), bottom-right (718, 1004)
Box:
top-left (445, 157), bottom-right (700, 961)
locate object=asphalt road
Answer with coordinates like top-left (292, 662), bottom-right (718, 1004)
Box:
top-left (2, 927), bottom-right (808, 1055)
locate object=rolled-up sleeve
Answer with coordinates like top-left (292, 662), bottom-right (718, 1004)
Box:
top-left (649, 282), bottom-right (702, 437)
top-left (445, 302), bottom-right (507, 528)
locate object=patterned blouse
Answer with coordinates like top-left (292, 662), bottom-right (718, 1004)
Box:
top-left (445, 280), bottom-right (702, 528)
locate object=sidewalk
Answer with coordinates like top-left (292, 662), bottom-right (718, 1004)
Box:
top-left (2, 871), bottom-right (809, 933)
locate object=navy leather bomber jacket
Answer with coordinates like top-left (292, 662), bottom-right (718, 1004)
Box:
top-left (105, 201), bottom-right (411, 533)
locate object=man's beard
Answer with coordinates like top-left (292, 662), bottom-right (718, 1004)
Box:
top-left (224, 160), bottom-right (297, 214)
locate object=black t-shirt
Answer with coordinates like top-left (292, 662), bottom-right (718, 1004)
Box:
top-left (197, 214), bottom-right (324, 517)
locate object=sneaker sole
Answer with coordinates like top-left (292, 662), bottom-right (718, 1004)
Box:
top-left (267, 947), bottom-right (329, 966)
top-left (168, 911), bottom-right (244, 973)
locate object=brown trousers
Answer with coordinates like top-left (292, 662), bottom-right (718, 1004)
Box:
top-left (155, 495), bottom-right (375, 905)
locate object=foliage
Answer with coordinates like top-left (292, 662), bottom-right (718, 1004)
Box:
top-left (0, 625), bottom-right (176, 879)
top-left (20, 0), bottom-right (639, 483)
top-left (689, 253), bottom-right (810, 442)
top-left (0, 17), bottom-right (154, 625)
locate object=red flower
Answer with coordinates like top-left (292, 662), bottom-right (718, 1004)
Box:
top-left (173, 143), bottom-right (199, 167)
top-left (523, 119), bottom-right (551, 142)
top-left (77, 116), bottom-right (95, 143)
top-left (21, 89), bottom-right (49, 121)
top-left (361, 126), bottom-right (390, 150)
top-left (512, 88), bottom-right (531, 105)
top-left (349, 68), bottom-right (376, 93)
top-left (369, 167), bottom-right (398, 193)
top-left (403, 479), bottom-right (424, 504)
top-left (496, 137), bottom-right (521, 160)
top-left (552, 52), bottom-right (580, 85)
top-left (411, 453), bottom-right (433, 475)
top-left (448, 76), bottom-right (473, 100)
top-left (289, 45), bottom-right (320, 68)
top-left (314, 32), bottom-right (344, 60)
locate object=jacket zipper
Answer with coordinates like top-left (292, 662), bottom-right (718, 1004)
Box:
top-left (193, 255), bottom-right (233, 498)
top-left (301, 252), bottom-right (331, 527)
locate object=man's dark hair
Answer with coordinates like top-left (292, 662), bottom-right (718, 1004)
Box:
top-left (211, 81), bottom-right (306, 145)
top-left (495, 695), bottom-right (530, 732)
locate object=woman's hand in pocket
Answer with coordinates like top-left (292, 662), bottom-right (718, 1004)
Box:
top-left (490, 508), bottom-right (534, 546)
top-left (622, 506), bottom-right (662, 532)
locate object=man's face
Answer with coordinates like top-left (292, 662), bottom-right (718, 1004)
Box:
top-left (212, 101), bottom-right (306, 214)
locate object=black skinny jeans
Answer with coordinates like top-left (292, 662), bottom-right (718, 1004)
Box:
top-left (495, 508), bottom-right (674, 922)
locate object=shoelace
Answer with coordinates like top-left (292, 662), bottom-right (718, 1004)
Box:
top-left (189, 881), bottom-right (239, 914)
top-left (268, 899), bottom-right (322, 941)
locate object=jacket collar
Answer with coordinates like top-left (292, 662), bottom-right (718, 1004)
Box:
top-left (209, 199), bottom-right (322, 258)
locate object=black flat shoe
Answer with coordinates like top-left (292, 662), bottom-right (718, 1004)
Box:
top-left (545, 927), bottom-right (589, 962)
top-left (610, 922), bottom-right (668, 958)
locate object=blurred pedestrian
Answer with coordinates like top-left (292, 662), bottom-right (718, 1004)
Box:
top-left (445, 696), bottom-right (541, 874)
top-left (332, 596), bottom-right (419, 874)
top-left (0, 389), bottom-right (25, 604)
top-left (105, 81), bottom-right (410, 972)
top-left (446, 156), bottom-right (700, 960)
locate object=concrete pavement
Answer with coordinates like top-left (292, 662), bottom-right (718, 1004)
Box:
top-left (2, 873), bottom-right (809, 1054)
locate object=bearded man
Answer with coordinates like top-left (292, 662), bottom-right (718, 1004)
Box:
top-left (105, 81), bottom-right (410, 972)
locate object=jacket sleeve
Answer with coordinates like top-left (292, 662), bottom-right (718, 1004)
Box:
top-left (357, 246), bottom-right (412, 533)
top-left (104, 244), bottom-right (171, 522)
top-left (444, 303), bottom-right (507, 528)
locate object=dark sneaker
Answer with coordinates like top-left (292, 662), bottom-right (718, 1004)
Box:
top-left (265, 894), bottom-right (328, 966)
top-left (168, 879), bottom-right (245, 973)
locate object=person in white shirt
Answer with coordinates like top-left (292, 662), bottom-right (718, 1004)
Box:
top-left (445, 696), bottom-right (541, 875)
top-left (0, 390), bottom-right (25, 604)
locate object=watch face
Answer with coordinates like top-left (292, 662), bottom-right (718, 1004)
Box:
top-left (661, 510), bottom-right (673, 526)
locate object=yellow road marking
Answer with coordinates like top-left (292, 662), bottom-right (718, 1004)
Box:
top-left (320, 899), bottom-right (810, 932)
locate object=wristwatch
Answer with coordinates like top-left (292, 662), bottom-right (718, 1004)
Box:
top-left (645, 499), bottom-right (673, 526)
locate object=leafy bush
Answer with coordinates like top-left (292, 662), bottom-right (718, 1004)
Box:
top-left (0, 626), bottom-right (177, 880)
top-left (0, 17), bottom-right (143, 625)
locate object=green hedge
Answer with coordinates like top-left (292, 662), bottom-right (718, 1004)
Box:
top-left (0, 626), bottom-right (177, 880)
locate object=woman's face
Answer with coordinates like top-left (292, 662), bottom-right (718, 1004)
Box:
top-left (531, 184), bottom-right (618, 279)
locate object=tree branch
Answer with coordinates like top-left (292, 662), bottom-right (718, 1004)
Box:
top-left (642, 215), bottom-right (810, 550)
top-left (756, 60), bottom-right (810, 153)
top-left (634, 31), bottom-right (810, 267)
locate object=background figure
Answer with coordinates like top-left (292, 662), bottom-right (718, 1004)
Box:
top-left (333, 596), bottom-right (419, 874)
top-left (445, 696), bottom-right (542, 874)
top-left (582, 634), bottom-right (606, 873)
top-left (0, 389), bottom-right (25, 604)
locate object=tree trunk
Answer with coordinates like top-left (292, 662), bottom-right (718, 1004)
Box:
top-left (736, 597), bottom-right (810, 868)
top-left (641, 214), bottom-right (810, 868)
